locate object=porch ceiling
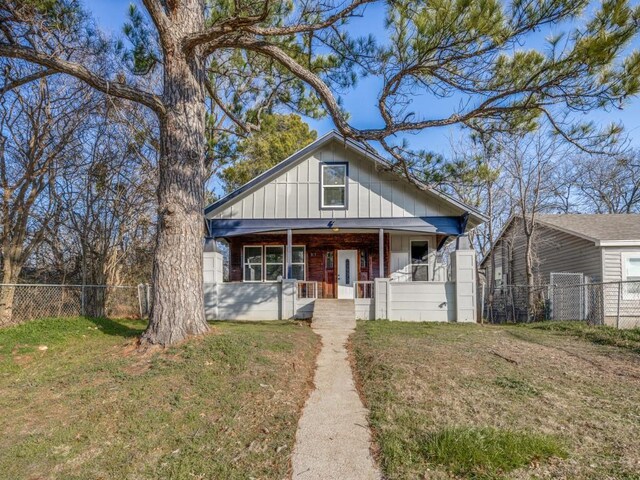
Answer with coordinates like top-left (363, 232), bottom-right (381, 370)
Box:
top-left (207, 216), bottom-right (467, 238)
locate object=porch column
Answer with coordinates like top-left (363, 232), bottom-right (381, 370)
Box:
top-left (286, 228), bottom-right (293, 279)
top-left (379, 228), bottom-right (385, 278)
top-left (451, 235), bottom-right (477, 323)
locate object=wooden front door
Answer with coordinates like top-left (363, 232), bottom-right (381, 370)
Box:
top-left (337, 250), bottom-right (357, 299)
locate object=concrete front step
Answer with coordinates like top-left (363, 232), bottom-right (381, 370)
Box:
top-left (312, 299), bottom-right (356, 326)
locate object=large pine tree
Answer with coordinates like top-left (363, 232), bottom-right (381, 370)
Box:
top-left (1, 0), bottom-right (638, 344)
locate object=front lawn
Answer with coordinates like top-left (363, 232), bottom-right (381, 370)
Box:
top-left (352, 321), bottom-right (640, 480)
top-left (0, 317), bottom-right (319, 480)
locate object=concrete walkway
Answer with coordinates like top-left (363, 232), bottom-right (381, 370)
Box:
top-left (291, 312), bottom-right (381, 480)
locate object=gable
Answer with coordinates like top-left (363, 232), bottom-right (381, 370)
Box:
top-left (206, 137), bottom-right (466, 220)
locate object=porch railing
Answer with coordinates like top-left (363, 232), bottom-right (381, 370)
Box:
top-left (355, 281), bottom-right (374, 299)
top-left (297, 281), bottom-right (318, 299)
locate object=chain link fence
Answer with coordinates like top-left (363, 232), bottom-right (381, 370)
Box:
top-left (482, 280), bottom-right (640, 329)
top-left (0, 284), bottom-right (152, 325)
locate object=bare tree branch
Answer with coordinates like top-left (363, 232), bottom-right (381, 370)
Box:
top-left (204, 76), bottom-right (255, 134)
top-left (0, 44), bottom-right (166, 114)
top-left (218, 36), bottom-right (356, 136)
top-left (0, 68), bottom-right (53, 95)
top-left (246, 0), bottom-right (374, 36)
top-left (182, 1), bottom-right (271, 53)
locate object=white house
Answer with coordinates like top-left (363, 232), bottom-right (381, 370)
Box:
top-left (203, 131), bottom-right (486, 322)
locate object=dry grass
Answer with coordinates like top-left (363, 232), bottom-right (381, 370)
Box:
top-left (0, 317), bottom-right (319, 480)
top-left (352, 321), bottom-right (640, 480)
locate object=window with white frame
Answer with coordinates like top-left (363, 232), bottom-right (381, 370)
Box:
top-left (410, 240), bottom-right (429, 281)
top-left (243, 246), bottom-right (263, 281)
top-left (243, 245), bottom-right (307, 282)
top-left (623, 253), bottom-right (640, 298)
top-left (291, 246), bottom-right (306, 280)
top-left (265, 246), bottom-right (284, 281)
top-left (321, 163), bottom-right (347, 208)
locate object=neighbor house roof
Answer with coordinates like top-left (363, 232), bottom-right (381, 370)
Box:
top-left (536, 214), bottom-right (640, 246)
top-left (204, 130), bottom-right (488, 225)
top-left (481, 213), bottom-right (640, 266)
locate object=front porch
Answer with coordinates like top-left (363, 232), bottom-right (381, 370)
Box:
top-left (226, 230), bottom-right (400, 300)
top-left (203, 227), bottom-right (477, 322)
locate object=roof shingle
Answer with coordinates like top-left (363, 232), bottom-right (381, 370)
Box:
top-left (537, 214), bottom-right (640, 242)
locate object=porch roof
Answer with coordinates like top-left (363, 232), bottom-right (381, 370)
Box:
top-left (206, 215), bottom-right (468, 238)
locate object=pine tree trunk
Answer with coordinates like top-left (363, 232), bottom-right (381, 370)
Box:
top-left (140, 47), bottom-right (209, 345)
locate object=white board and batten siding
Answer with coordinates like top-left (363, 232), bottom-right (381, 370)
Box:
top-left (208, 140), bottom-right (462, 220)
top-left (371, 249), bottom-right (475, 322)
top-left (389, 233), bottom-right (447, 282)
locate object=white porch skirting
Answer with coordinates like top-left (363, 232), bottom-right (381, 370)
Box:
top-left (203, 249), bottom-right (477, 323)
top-left (369, 281), bottom-right (456, 321)
top-left (204, 280), bottom-right (315, 321)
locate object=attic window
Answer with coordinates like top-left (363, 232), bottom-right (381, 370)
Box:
top-left (321, 163), bottom-right (347, 209)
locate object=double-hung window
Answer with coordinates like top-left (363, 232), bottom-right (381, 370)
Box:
top-left (623, 253), bottom-right (640, 299)
top-left (243, 246), bottom-right (263, 282)
top-left (410, 240), bottom-right (429, 281)
top-left (321, 163), bottom-right (347, 208)
top-left (265, 246), bottom-right (284, 282)
top-left (291, 246), bottom-right (306, 280)
top-left (243, 245), bottom-right (306, 282)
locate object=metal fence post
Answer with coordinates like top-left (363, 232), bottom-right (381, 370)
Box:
top-left (144, 283), bottom-right (151, 317)
top-left (480, 283), bottom-right (485, 324)
top-left (81, 284), bottom-right (86, 316)
top-left (137, 283), bottom-right (144, 318)
top-left (617, 281), bottom-right (622, 329)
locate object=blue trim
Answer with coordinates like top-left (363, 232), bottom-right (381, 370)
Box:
top-left (207, 216), bottom-right (467, 238)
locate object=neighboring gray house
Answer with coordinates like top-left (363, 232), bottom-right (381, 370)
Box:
top-left (481, 214), bottom-right (640, 327)
top-left (202, 131), bottom-right (486, 322)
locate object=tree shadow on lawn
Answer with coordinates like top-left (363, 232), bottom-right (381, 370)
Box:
top-left (83, 318), bottom-right (306, 341)
top-left (86, 316), bottom-right (146, 338)
top-left (211, 319), bottom-right (306, 327)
